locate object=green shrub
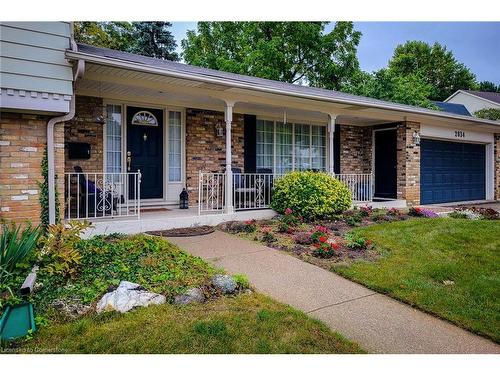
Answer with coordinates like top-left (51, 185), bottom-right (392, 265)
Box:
top-left (232, 274), bottom-right (250, 289)
top-left (0, 221), bottom-right (40, 284)
top-left (271, 171), bottom-right (352, 221)
top-left (39, 220), bottom-right (91, 279)
top-left (344, 232), bottom-right (369, 250)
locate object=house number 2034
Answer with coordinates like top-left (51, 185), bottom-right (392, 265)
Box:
top-left (454, 130), bottom-right (466, 138)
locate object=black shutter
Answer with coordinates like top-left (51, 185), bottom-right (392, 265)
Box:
top-left (334, 123), bottom-right (341, 174)
top-left (244, 114), bottom-right (257, 173)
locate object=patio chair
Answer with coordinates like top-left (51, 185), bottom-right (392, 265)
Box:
top-left (74, 166), bottom-right (117, 217)
top-left (232, 167), bottom-right (273, 209)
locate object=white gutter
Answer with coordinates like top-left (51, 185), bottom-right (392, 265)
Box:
top-left (65, 50), bottom-right (500, 128)
top-left (47, 40), bottom-right (84, 224)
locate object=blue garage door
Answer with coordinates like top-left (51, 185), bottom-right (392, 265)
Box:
top-left (420, 139), bottom-right (485, 204)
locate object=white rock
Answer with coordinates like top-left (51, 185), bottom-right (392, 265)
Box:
top-left (96, 280), bottom-right (166, 313)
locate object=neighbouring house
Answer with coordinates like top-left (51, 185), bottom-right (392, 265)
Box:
top-left (1, 22), bottom-right (500, 234)
top-left (445, 90), bottom-right (500, 116)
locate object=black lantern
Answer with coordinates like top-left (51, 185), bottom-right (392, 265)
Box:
top-left (179, 188), bottom-right (189, 209)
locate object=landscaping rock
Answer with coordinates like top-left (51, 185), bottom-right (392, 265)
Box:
top-left (174, 287), bottom-right (205, 305)
top-left (96, 280), bottom-right (166, 313)
top-left (51, 298), bottom-right (91, 319)
top-left (211, 274), bottom-right (237, 294)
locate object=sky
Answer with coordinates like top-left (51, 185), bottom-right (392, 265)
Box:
top-left (170, 22), bottom-right (500, 84)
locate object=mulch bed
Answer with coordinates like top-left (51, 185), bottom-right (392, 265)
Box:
top-left (146, 225), bottom-right (215, 237)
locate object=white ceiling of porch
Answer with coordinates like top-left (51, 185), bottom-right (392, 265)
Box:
top-left (76, 63), bottom-right (399, 126)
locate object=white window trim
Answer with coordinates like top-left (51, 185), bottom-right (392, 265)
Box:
top-left (167, 109), bottom-right (185, 183)
top-left (256, 118), bottom-right (327, 173)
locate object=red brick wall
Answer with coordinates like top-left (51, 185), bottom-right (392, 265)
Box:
top-left (396, 121), bottom-right (420, 205)
top-left (185, 108), bottom-right (244, 204)
top-left (339, 124), bottom-right (373, 174)
top-left (0, 112), bottom-right (65, 224)
top-left (64, 96), bottom-right (104, 173)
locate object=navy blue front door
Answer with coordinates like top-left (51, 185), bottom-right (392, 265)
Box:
top-left (420, 139), bottom-right (485, 204)
top-left (127, 106), bottom-right (164, 200)
top-left (374, 129), bottom-right (397, 199)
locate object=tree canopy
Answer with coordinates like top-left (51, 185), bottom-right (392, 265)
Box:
top-left (386, 41), bottom-right (477, 101)
top-left (474, 108), bottom-right (500, 121)
top-left (74, 21), bottom-right (179, 61)
top-left (181, 22), bottom-right (361, 91)
top-left (74, 22), bottom-right (496, 111)
top-left (477, 81), bottom-right (500, 93)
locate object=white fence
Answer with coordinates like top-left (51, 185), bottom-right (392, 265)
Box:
top-left (64, 172), bottom-right (141, 220)
top-left (333, 173), bottom-right (373, 203)
top-left (198, 172), bottom-right (226, 214)
top-left (198, 171), bottom-right (374, 213)
top-left (233, 173), bottom-right (276, 210)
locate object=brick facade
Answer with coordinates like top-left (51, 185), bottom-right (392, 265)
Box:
top-left (339, 124), bottom-right (373, 174)
top-left (0, 112), bottom-right (65, 224)
top-left (64, 96), bottom-right (104, 173)
top-left (396, 121), bottom-right (421, 205)
top-left (185, 108), bottom-right (244, 205)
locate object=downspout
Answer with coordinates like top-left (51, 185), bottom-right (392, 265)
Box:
top-left (47, 39), bottom-right (84, 224)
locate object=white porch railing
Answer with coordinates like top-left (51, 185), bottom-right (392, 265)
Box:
top-left (198, 171), bottom-right (374, 213)
top-left (198, 172), bottom-right (226, 214)
top-left (233, 173), bottom-right (275, 210)
top-left (332, 173), bottom-right (373, 203)
top-left (64, 172), bottom-right (141, 220)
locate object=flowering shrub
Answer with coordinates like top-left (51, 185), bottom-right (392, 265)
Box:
top-left (271, 171), bottom-right (352, 221)
top-left (243, 220), bottom-right (257, 233)
top-left (343, 209), bottom-right (364, 226)
top-left (261, 228), bottom-right (277, 243)
top-left (387, 208), bottom-right (403, 216)
top-left (470, 207), bottom-right (499, 220)
top-left (449, 209), bottom-right (482, 220)
top-left (344, 232), bottom-right (370, 250)
top-left (408, 207), bottom-right (438, 218)
top-left (312, 239), bottom-right (340, 258)
top-left (278, 208), bottom-right (301, 233)
top-left (311, 226), bottom-right (329, 243)
top-left (359, 206), bottom-right (373, 217)
top-left (293, 232), bottom-right (313, 245)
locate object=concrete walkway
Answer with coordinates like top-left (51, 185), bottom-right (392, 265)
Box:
top-left (168, 231), bottom-right (500, 354)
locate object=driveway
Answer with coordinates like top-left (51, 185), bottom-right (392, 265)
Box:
top-left (168, 231), bottom-right (500, 354)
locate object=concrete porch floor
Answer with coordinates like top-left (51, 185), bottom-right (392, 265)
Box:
top-left (81, 207), bottom-right (276, 238)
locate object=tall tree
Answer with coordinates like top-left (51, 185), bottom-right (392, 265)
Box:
top-left (477, 81), bottom-right (499, 92)
top-left (345, 69), bottom-right (436, 109)
top-left (74, 21), bottom-right (179, 61)
top-left (130, 22), bottom-right (179, 61)
top-left (387, 41), bottom-right (477, 101)
top-left (74, 22), bottom-right (134, 51)
top-left (182, 22), bottom-right (361, 91)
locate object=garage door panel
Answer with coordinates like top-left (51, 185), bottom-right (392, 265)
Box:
top-left (420, 139), bottom-right (485, 204)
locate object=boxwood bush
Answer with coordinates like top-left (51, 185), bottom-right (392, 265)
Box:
top-left (271, 171), bottom-right (352, 221)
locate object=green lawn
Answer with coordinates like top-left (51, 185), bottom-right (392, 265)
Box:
top-left (3, 233), bottom-right (362, 354)
top-left (22, 293), bottom-right (363, 354)
top-left (332, 218), bottom-right (500, 342)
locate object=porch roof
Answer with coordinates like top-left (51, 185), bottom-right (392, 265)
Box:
top-left (66, 43), bottom-right (500, 130)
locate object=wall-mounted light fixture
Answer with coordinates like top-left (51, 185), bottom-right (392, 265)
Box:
top-left (214, 122), bottom-right (224, 137)
top-left (412, 130), bottom-right (421, 146)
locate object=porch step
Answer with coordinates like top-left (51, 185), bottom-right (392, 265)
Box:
top-left (82, 209), bottom-right (277, 238)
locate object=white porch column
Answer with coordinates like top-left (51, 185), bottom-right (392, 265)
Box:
top-left (328, 114), bottom-right (337, 174)
top-left (224, 101), bottom-right (235, 214)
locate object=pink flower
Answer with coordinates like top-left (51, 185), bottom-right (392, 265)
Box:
top-left (285, 208), bottom-right (293, 215)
